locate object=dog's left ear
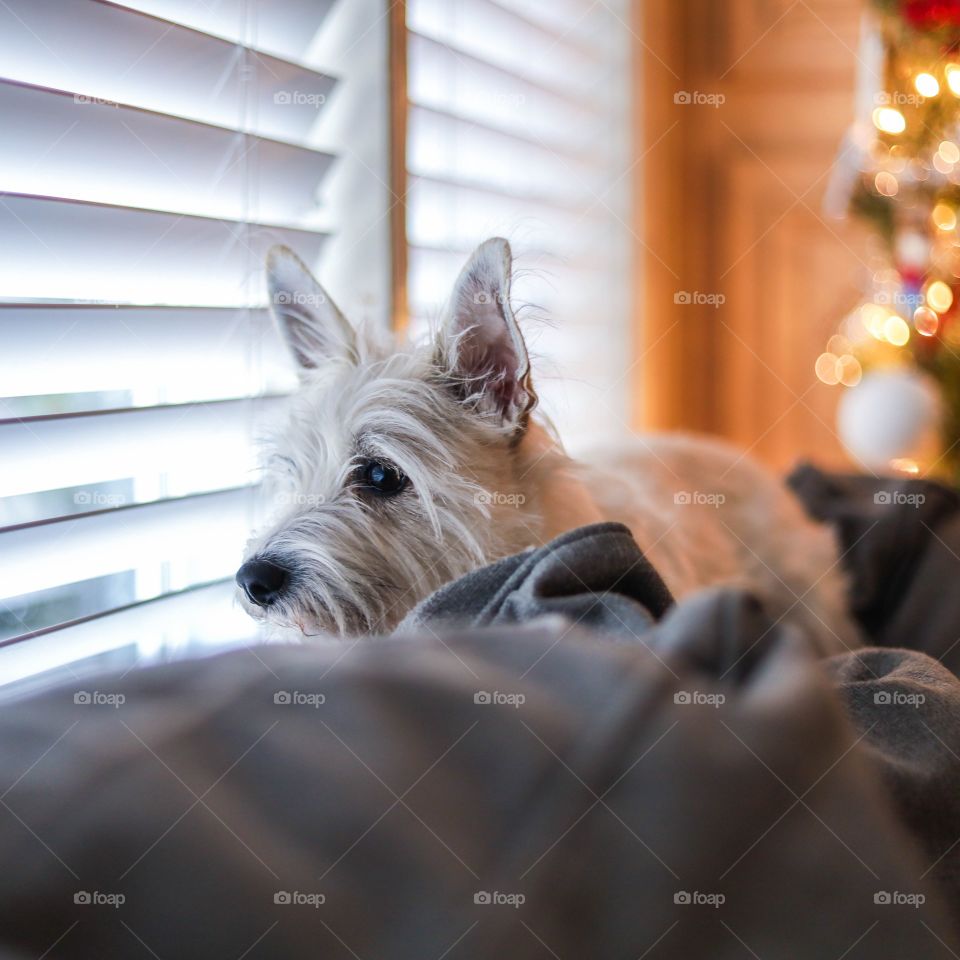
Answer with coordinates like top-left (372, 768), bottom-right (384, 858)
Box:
top-left (437, 237), bottom-right (535, 429)
top-left (266, 245), bottom-right (357, 371)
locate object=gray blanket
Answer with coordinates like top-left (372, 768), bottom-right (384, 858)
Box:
top-left (2, 475), bottom-right (960, 958)
top-left (398, 520), bottom-right (674, 636)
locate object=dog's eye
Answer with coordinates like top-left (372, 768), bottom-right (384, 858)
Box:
top-left (358, 459), bottom-right (407, 495)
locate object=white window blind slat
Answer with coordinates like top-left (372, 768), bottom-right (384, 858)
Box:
top-left (0, 398), bottom-right (283, 502)
top-left (115, 0), bottom-right (339, 62)
top-left (407, 33), bottom-right (602, 152)
top-left (496, 0), bottom-right (621, 48)
top-left (0, 194), bottom-right (328, 305)
top-left (1, 489), bottom-right (250, 601)
top-left (0, 582), bottom-right (252, 695)
top-left (0, 307), bottom-right (293, 406)
top-left (0, 81), bottom-right (336, 225)
top-left (409, 0), bottom-right (604, 101)
top-left (0, 0), bottom-right (337, 143)
top-left (408, 176), bottom-right (608, 265)
top-left (408, 105), bottom-right (602, 207)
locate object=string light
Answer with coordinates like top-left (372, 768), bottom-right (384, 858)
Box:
top-left (815, 352), bottom-right (841, 384)
top-left (862, 304), bottom-right (889, 339)
top-left (948, 64), bottom-right (960, 96)
top-left (916, 72), bottom-right (940, 97)
top-left (926, 279), bottom-right (954, 313)
top-left (860, 303), bottom-right (889, 340)
top-left (872, 106), bottom-right (907, 134)
top-left (815, 350), bottom-right (861, 386)
top-left (875, 171), bottom-right (899, 196)
top-left (884, 314), bottom-right (910, 345)
top-left (940, 141), bottom-right (960, 164)
top-left (838, 354), bottom-right (862, 386)
top-left (914, 305), bottom-right (940, 335)
top-left (933, 202), bottom-right (957, 230)
top-left (934, 151), bottom-right (955, 174)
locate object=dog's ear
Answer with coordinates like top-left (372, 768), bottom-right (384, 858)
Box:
top-left (266, 246), bottom-right (357, 370)
top-left (437, 237), bottom-right (535, 428)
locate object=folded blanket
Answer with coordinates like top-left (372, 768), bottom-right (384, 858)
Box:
top-left (399, 521), bottom-right (675, 637)
top-left (2, 517), bottom-right (959, 958)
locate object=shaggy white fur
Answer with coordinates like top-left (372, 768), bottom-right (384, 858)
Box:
top-left (238, 238), bottom-right (858, 654)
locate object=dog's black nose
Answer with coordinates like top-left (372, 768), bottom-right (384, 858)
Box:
top-left (236, 559), bottom-right (288, 607)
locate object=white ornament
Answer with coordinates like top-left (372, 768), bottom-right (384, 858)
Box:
top-left (837, 370), bottom-right (942, 469)
top-left (895, 231), bottom-right (931, 271)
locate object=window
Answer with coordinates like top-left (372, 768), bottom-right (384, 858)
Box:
top-left (402, 0), bottom-right (634, 445)
top-left (0, 0), bottom-right (391, 691)
top-left (1, 0), bottom-right (635, 690)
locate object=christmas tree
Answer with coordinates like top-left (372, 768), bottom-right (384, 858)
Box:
top-left (823, 0), bottom-right (960, 480)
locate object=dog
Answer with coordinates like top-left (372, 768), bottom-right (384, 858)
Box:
top-left (236, 237), bottom-right (857, 653)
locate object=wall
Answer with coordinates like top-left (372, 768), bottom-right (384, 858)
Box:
top-left (637, 0), bottom-right (865, 469)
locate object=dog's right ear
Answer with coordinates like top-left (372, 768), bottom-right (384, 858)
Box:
top-left (266, 246), bottom-right (357, 371)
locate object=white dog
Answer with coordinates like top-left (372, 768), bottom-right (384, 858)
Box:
top-left (237, 238), bottom-right (856, 653)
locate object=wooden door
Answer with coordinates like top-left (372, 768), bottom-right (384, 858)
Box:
top-left (637, 0), bottom-right (867, 470)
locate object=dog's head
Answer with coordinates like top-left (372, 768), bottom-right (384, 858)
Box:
top-left (236, 238), bottom-right (542, 636)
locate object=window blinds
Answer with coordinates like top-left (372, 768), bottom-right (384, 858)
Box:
top-left (404, 0), bottom-right (634, 446)
top-left (0, 0), bottom-right (633, 689)
top-left (0, 0), bottom-right (391, 689)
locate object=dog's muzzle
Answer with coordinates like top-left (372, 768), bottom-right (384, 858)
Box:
top-left (235, 559), bottom-right (288, 608)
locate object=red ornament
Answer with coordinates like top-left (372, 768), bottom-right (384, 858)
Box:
top-left (902, 0), bottom-right (960, 30)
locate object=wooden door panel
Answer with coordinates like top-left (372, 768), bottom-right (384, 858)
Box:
top-left (639, 0), bottom-right (866, 470)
